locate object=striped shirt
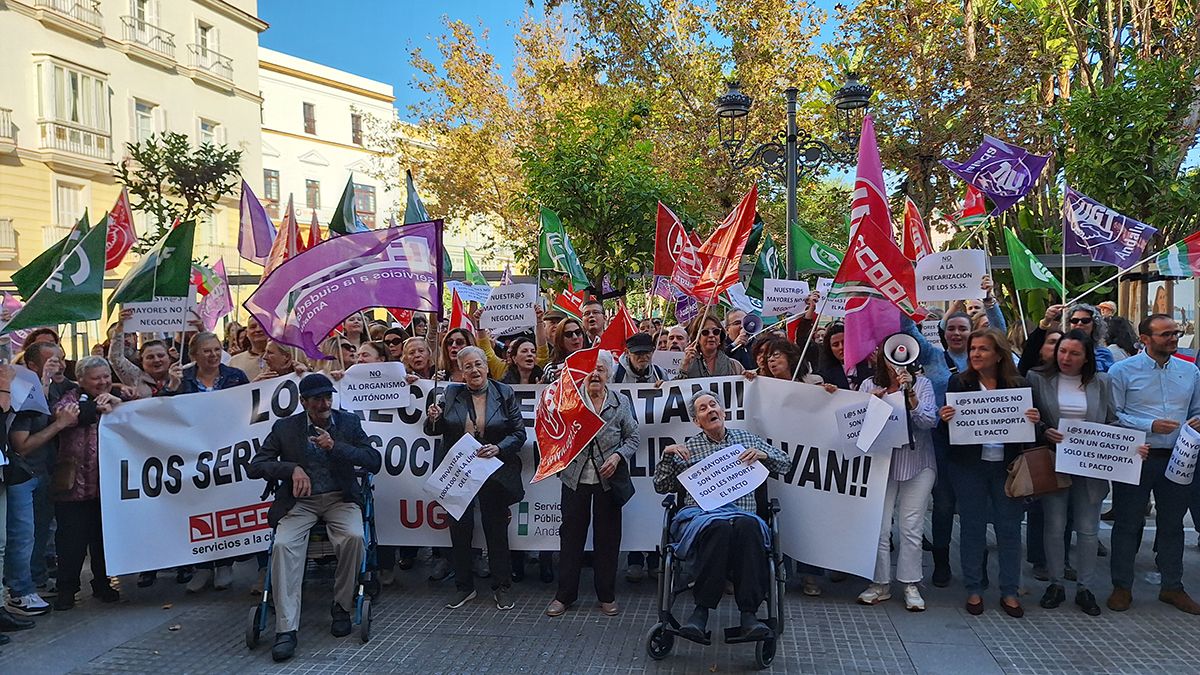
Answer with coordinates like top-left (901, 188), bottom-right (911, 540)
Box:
top-left (858, 376), bottom-right (938, 482)
top-left (654, 427), bottom-right (789, 512)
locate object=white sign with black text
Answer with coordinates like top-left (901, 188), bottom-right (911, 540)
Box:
top-left (652, 350), bottom-right (685, 380)
top-left (946, 388), bottom-right (1035, 445)
top-left (761, 279), bottom-right (812, 316)
top-left (338, 362), bottom-right (411, 410)
top-left (816, 277), bottom-right (848, 318)
top-left (1166, 424), bottom-right (1200, 486)
top-left (122, 293), bottom-right (194, 332)
top-left (834, 391), bottom-right (908, 454)
top-left (423, 434), bottom-right (504, 520)
top-left (1055, 419), bottom-right (1144, 485)
top-left (677, 444), bottom-right (769, 511)
top-left (916, 249), bottom-right (986, 303)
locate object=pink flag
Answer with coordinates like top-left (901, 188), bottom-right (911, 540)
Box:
top-left (198, 258), bottom-right (233, 331)
top-left (238, 180), bottom-right (277, 265)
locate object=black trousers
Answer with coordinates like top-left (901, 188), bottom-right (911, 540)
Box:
top-left (692, 515), bottom-right (769, 613)
top-left (556, 483), bottom-right (622, 605)
top-left (449, 482), bottom-right (512, 592)
top-left (55, 498), bottom-right (107, 595)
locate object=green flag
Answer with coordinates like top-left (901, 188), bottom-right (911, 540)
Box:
top-left (404, 169), bottom-right (452, 274)
top-left (1003, 227), bottom-right (1064, 295)
top-left (329, 174), bottom-right (368, 235)
top-left (537, 208), bottom-right (590, 289)
top-left (747, 233), bottom-right (786, 300)
top-left (463, 249), bottom-right (489, 285)
top-left (3, 216), bottom-right (107, 334)
top-left (789, 220), bottom-right (843, 276)
top-left (12, 211), bottom-right (91, 300)
top-left (109, 221), bottom-right (197, 309)
top-left (742, 212), bottom-right (764, 256)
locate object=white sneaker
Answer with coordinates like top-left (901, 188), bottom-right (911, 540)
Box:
top-left (213, 565), bottom-right (234, 590)
top-left (857, 583), bottom-right (892, 605)
top-left (186, 568), bottom-right (212, 593)
top-left (7, 593), bottom-right (51, 616)
top-left (904, 584), bottom-right (926, 612)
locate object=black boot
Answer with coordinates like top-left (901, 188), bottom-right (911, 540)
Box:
top-left (981, 549), bottom-right (990, 590)
top-left (0, 609), bottom-right (35, 631)
top-left (1039, 583), bottom-right (1066, 609)
top-left (931, 548), bottom-right (952, 588)
top-left (679, 606), bottom-right (710, 644)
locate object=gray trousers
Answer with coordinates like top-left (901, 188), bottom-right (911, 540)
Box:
top-left (271, 493), bottom-right (364, 632)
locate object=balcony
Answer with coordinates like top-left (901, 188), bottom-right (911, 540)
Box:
top-left (187, 44), bottom-right (234, 90)
top-left (0, 219), bottom-right (17, 263)
top-left (36, 120), bottom-right (112, 177)
top-left (0, 108), bottom-right (13, 154)
top-left (33, 0), bottom-right (103, 41)
top-left (43, 223), bottom-right (74, 248)
top-left (120, 16), bottom-right (176, 68)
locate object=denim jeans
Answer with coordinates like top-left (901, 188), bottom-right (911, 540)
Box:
top-left (1111, 455), bottom-right (1192, 591)
top-left (5, 475), bottom-right (40, 596)
top-left (31, 475), bottom-right (53, 585)
top-left (948, 460), bottom-right (1023, 597)
top-left (1042, 476), bottom-right (1107, 589)
top-left (930, 434), bottom-right (957, 550)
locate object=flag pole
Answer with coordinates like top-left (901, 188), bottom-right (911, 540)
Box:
top-left (792, 293), bottom-right (829, 381)
top-left (1066, 248), bottom-right (1164, 307)
top-left (1014, 288), bottom-right (1028, 341)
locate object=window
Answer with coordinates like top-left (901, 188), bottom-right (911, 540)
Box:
top-left (36, 61), bottom-right (110, 131)
top-left (198, 118), bottom-right (218, 145)
top-left (353, 183), bottom-right (376, 228)
top-left (305, 179), bottom-right (320, 210)
top-left (133, 99), bottom-right (155, 143)
top-left (350, 113), bottom-right (362, 145)
top-left (303, 102), bottom-right (316, 134)
top-left (263, 169), bottom-right (280, 218)
top-left (197, 21), bottom-right (216, 51)
top-left (54, 181), bottom-right (86, 228)
top-left (199, 210), bottom-right (219, 245)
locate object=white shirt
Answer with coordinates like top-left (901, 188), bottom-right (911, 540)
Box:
top-left (979, 382), bottom-right (1005, 462)
top-left (1057, 373), bottom-right (1088, 420)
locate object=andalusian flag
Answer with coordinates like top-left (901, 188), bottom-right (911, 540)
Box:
top-left (329, 174), bottom-right (369, 235)
top-left (789, 220), bottom-right (843, 276)
top-left (538, 208), bottom-right (590, 290)
top-left (109, 220), bottom-right (197, 309)
top-left (12, 211), bottom-right (90, 300)
top-left (746, 233), bottom-right (786, 300)
top-left (2, 216), bottom-right (108, 333)
top-left (1156, 231), bottom-right (1200, 278)
top-left (1003, 227), bottom-right (1064, 294)
top-left (463, 249), bottom-right (489, 285)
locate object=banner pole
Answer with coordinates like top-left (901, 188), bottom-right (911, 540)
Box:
top-left (1066, 249), bottom-right (1164, 307)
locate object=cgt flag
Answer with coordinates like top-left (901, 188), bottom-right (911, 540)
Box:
top-left (901, 197), bottom-right (934, 261)
top-left (3, 216), bottom-right (108, 334)
top-left (941, 136), bottom-right (1049, 216)
top-left (1062, 186), bottom-right (1158, 270)
top-left (533, 347), bottom-right (606, 482)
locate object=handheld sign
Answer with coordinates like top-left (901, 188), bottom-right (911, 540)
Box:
top-left (946, 388), bottom-right (1035, 445)
top-left (480, 283), bottom-right (537, 336)
top-left (835, 391), bottom-right (908, 454)
top-left (338, 362), bottom-right (411, 410)
top-left (423, 434), bottom-right (504, 520)
top-left (1055, 420), bottom-right (1144, 485)
top-left (920, 319), bottom-right (942, 345)
top-left (815, 278), bottom-right (848, 318)
top-left (446, 280), bottom-right (492, 305)
top-left (652, 350), bottom-right (685, 380)
top-left (760, 279), bottom-right (811, 316)
top-left (677, 444), bottom-right (769, 511)
top-left (1166, 424), bottom-right (1200, 486)
top-left (123, 293), bottom-right (194, 332)
top-left (916, 249), bottom-right (986, 303)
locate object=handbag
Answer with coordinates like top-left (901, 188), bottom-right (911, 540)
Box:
top-left (607, 459), bottom-right (636, 507)
top-left (2, 449), bottom-right (34, 486)
top-left (1005, 446), bottom-right (1071, 498)
top-left (51, 455), bottom-right (78, 495)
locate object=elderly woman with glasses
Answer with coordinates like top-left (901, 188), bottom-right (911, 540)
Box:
top-left (1021, 302), bottom-right (1114, 374)
top-left (677, 314), bottom-right (744, 379)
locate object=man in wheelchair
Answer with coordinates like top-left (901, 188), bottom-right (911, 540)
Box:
top-left (247, 373), bottom-right (382, 661)
top-left (654, 391), bottom-right (789, 643)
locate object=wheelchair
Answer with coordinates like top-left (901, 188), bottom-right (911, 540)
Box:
top-left (644, 485), bottom-right (784, 670)
top-left (246, 469), bottom-right (379, 648)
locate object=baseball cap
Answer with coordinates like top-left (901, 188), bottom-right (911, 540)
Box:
top-left (299, 373), bottom-right (336, 398)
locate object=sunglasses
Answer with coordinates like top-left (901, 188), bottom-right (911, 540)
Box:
top-left (562, 330), bottom-right (583, 339)
top-left (340, 343), bottom-right (356, 350)
top-left (1068, 317), bottom-right (1093, 325)
top-left (700, 328), bottom-right (723, 337)
top-left (447, 338), bottom-right (468, 347)
top-left (384, 338), bottom-right (403, 346)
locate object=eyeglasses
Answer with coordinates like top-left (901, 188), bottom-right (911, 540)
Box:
top-left (562, 330), bottom-right (583, 339)
top-left (1068, 317), bottom-right (1093, 325)
top-left (700, 328), bottom-right (723, 337)
top-left (384, 338), bottom-right (403, 346)
top-left (447, 338), bottom-right (468, 347)
top-left (1152, 330), bottom-right (1185, 339)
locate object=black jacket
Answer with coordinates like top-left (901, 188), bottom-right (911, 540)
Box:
top-left (423, 380), bottom-right (527, 505)
top-left (941, 373), bottom-right (1032, 466)
top-left (247, 409), bottom-right (382, 527)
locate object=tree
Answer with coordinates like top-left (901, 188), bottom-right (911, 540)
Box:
top-left (115, 131), bottom-right (242, 252)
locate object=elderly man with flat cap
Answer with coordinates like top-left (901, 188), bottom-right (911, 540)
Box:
top-left (248, 373), bottom-right (382, 662)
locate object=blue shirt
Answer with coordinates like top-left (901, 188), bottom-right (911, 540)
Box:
top-left (1109, 352), bottom-right (1200, 448)
top-left (902, 301), bottom-right (1006, 407)
top-left (304, 415), bottom-right (340, 496)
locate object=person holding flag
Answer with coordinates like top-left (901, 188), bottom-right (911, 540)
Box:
top-left (1021, 304), bottom-right (1114, 374)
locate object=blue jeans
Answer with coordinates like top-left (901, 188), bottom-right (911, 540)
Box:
top-left (1111, 455), bottom-right (1192, 591)
top-left (948, 460), bottom-right (1023, 597)
top-left (5, 475), bottom-right (39, 596)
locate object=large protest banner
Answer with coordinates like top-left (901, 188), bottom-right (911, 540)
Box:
top-left (100, 376), bottom-right (891, 579)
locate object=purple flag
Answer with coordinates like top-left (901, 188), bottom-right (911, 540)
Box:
top-left (239, 180), bottom-right (276, 265)
top-left (198, 258), bottom-right (233, 331)
top-left (1062, 186), bottom-right (1158, 270)
top-left (941, 136), bottom-right (1049, 216)
top-left (674, 294), bottom-right (699, 324)
top-left (652, 276), bottom-right (675, 301)
top-left (245, 220), bottom-right (444, 360)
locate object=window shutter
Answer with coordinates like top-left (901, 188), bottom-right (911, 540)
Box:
top-left (127, 97), bottom-right (136, 145)
top-left (216, 123), bottom-right (226, 145)
top-left (154, 105), bottom-right (166, 136)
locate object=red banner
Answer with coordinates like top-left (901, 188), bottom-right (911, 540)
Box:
top-left (533, 347), bottom-right (605, 482)
top-left (105, 189), bottom-right (136, 270)
top-left (902, 196), bottom-right (934, 262)
top-left (597, 302), bottom-right (638, 356)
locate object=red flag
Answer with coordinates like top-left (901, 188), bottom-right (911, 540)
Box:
top-left (305, 209), bottom-right (323, 251)
top-left (597, 301), bottom-right (638, 356)
top-left (954, 184), bottom-right (987, 222)
top-left (551, 287), bottom-right (587, 320)
top-left (388, 308), bottom-right (413, 328)
top-left (261, 196), bottom-right (304, 279)
top-left (653, 202), bottom-right (700, 277)
top-left (105, 188), bottom-right (135, 270)
top-left (902, 196), bottom-right (934, 262)
top-left (533, 347), bottom-right (606, 482)
top-left (448, 289), bottom-right (474, 332)
top-left (691, 186), bottom-right (758, 304)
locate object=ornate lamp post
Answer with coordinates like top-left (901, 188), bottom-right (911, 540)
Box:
top-left (716, 74), bottom-right (872, 278)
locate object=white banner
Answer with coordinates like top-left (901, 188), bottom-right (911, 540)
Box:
top-left (100, 375), bottom-right (891, 579)
top-left (816, 277), bottom-right (848, 318)
top-left (480, 283), bottom-right (537, 336)
top-left (760, 279), bottom-right (811, 316)
top-left (338, 362), bottom-right (411, 410)
top-left (946, 388), bottom-right (1035, 445)
top-left (1166, 424), bottom-right (1200, 486)
top-left (422, 434), bottom-right (503, 520)
top-left (1055, 419), bottom-right (1144, 485)
top-left (916, 249), bottom-right (986, 303)
top-left (122, 293), bottom-right (194, 332)
top-left (678, 444), bottom-right (769, 511)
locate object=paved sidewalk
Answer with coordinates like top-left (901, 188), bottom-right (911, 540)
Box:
top-left (6, 527), bottom-right (1200, 674)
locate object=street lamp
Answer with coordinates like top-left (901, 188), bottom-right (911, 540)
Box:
top-left (716, 74), bottom-right (871, 279)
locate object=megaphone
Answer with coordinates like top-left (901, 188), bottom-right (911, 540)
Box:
top-left (882, 332), bottom-right (921, 367)
top-left (741, 313), bottom-right (763, 335)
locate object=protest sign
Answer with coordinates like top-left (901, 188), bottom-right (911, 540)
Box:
top-left (652, 350), bottom-right (686, 380)
top-left (916, 249), bottom-right (986, 303)
top-left (946, 388), bottom-right (1035, 445)
top-left (677, 444), bottom-right (769, 511)
top-left (11, 366), bottom-right (49, 414)
top-left (760, 279), bottom-right (812, 316)
top-left (338, 362), bottom-right (411, 410)
top-left (816, 278), bottom-right (848, 318)
top-left (725, 282), bottom-right (763, 314)
top-left (1055, 420), bottom-right (1144, 485)
top-left (446, 280), bottom-right (492, 305)
top-left (1166, 424), bottom-right (1200, 486)
top-left (920, 319), bottom-right (942, 345)
top-left (834, 391), bottom-right (907, 454)
top-left (480, 283), bottom-right (537, 335)
top-left (423, 434), bottom-right (503, 520)
top-left (122, 293), bottom-right (194, 332)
